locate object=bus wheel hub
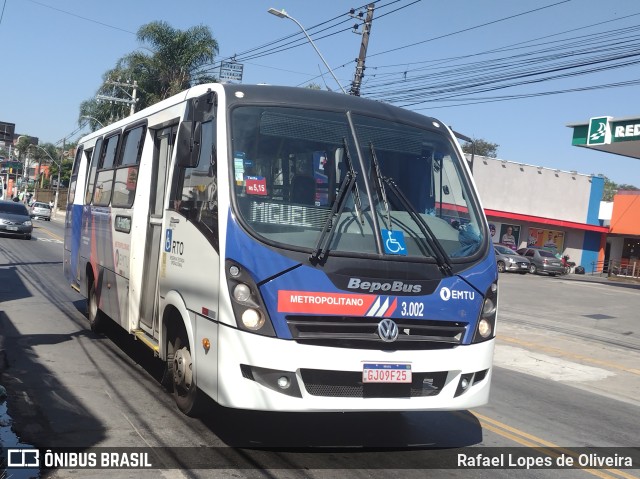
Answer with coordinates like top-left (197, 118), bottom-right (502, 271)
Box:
top-left (173, 347), bottom-right (193, 389)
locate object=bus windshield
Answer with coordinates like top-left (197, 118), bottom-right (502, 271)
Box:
top-left (231, 106), bottom-right (484, 260)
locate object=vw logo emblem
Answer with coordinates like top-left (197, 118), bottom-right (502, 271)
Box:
top-left (377, 318), bottom-right (399, 342)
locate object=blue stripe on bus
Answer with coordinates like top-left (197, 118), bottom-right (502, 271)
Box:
top-left (226, 213), bottom-right (495, 344)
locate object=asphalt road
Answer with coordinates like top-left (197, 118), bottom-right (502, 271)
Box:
top-left (1, 219), bottom-right (638, 478)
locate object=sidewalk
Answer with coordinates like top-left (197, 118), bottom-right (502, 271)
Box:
top-left (558, 270), bottom-right (640, 290)
top-left (50, 207), bottom-right (66, 223)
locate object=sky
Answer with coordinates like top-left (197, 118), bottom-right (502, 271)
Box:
top-left (2, 0), bottom-right (640, 186)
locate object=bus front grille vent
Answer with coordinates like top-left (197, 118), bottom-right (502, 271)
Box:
top-left (286, 316), bottom-right (467, 350)
top-left (300, 369), bottom-right (448, 398)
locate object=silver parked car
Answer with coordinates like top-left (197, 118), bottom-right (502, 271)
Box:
top-left (516, 247), bottom-right (566, 276)
top-left (30, 201), bottom-right (52, 221)
top-left (0, 200), bottom-right (33, 240)
top-left (494, 244), bottom-right (530, 274)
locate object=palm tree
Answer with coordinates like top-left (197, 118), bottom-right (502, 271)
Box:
top-left (79, 21), bottom-right (219, 129)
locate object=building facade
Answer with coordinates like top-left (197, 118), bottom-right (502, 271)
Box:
top-left (469, 155), bottom-right (607, 270)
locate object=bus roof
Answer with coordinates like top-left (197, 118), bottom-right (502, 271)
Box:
top-left (77, 83), bottom-right (443, 144)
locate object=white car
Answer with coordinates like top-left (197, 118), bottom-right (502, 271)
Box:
top-left (29, 201), bottom-right (52, 221)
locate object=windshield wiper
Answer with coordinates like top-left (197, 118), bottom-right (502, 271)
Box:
top-left (310, 138), bottom-right (361, 263)
top-left (369, 143), bottom-right (391, 231)
top-left (344, 138), bottom-right (364, 226)
top-left (383, 177), bottom-right (453, 276)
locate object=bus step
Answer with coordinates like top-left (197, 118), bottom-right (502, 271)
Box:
top-left (132, 329), bottom-right (160, 354)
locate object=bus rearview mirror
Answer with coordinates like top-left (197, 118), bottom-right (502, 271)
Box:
top-left (176, 121), bottom-right (201, 168)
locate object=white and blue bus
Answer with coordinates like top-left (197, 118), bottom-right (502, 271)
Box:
top-left (64, 84), bottom-right (497, 416)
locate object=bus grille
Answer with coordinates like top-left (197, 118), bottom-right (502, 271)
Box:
top-left (300, 369), bottom-right (448, 398)
top-left (286, 316), bottom-right (467, 350)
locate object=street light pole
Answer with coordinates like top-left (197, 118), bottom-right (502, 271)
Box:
top-left (55, 139), bottom-right (64, 219)
top-left (81, 115), bottom-right (105, 128)
top-left (268, 8), bottom-right (347, 94)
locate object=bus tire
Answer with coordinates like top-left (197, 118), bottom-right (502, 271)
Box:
top-left (171, 332), bottom-right (201, 416)
top-left (87, 280), bottom-right (104, 332)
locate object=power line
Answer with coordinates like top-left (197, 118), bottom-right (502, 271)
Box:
top-left (0, 0), bottom-right (7, 27)
top-left (363, 22), bottom-right (640, 88)
top-left (206, 0), bottom-right (419, 82)
top-left (25, 0), bottom-right (136, 34)
top-left (367, 0), bottom-right (572, 59)
top-left (366, 11), bottom-right (640, 74)
top-left (411, 79), bottom-right (640, 110)
top-left (356, 12), bottom-right (640, 109)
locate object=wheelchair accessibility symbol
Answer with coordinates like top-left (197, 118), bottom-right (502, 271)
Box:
top-left (382, 229), bottom-right (407, 256)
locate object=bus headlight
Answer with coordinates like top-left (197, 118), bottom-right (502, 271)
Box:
top-left (473, 282), bottom-right (498, 343)
top-left (477, 318), bottom-right (492, 338)
top-left (226, 260), bottom-right (276, 337)
top-left (233, 283), bottom-right (251, 303)
top-left (241, 309), bottom-right (265, 330)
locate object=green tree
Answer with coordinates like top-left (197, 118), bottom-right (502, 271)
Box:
top-left (48, 149), bottom-right (75, 187)
top-left (28, 142), bottom-right (55, 187)
top-left (79, 21), bottom-right (219, 129)
top-left (461, 138), bottom-right (499, 158)
top-left (601, 176), bottom-right (640, 201)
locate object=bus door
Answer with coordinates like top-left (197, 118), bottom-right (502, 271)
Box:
top-left (139, 125), bottom-right (177, 334)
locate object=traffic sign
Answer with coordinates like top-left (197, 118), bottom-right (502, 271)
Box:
top-left (219, 62), bottom-right (244, 82)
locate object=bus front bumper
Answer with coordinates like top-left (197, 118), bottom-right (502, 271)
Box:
top-left (207, 324), bottom-right (494, 412)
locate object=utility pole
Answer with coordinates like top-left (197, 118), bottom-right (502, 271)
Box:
top-left (96, 79), bottom-right (138, 117)
top-left (53, 138), bottom-right (64, 219)
top-left (130, 80), bottom-right (138, 115)
top-left (349, 3), bottom-right (375, 97)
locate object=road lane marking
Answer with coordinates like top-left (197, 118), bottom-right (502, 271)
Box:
top-left (499, 336), bottom-right (640, 376)
top-left (473, 412), bottom-right (638, 479)
top-left (35, 237), bottom-right (63, 244)
top-left (37, 225), bottom-right (63, 242)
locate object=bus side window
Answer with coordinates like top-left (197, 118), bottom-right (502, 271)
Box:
top-left (112, 125), bottom-right (145, 208)
top-left (170, 120), bottom-right (218, 248)
top-left (86, 138), bottom-right (102, 205)
top-left (67, 146), bottom-right (84, 205)
top-left (93, 134), bottom-right (120, 206)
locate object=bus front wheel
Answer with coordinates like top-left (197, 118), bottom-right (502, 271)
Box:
top-left (171, 333), bottom-right (201, 416)
top-left (87, 281), bottom-right (104, 332)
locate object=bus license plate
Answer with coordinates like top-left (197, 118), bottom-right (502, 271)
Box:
top-left (363, 363), bottom-right (412, 383)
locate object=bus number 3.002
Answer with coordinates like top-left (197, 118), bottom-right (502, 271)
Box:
top-left (401, 301), bottom-right (424, 317)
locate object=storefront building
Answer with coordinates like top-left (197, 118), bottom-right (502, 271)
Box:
top-left (470, 156), bottom-right (607, 270)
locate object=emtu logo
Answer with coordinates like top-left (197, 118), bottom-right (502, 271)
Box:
top-left (587, 116), bottom-right (612, 145)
